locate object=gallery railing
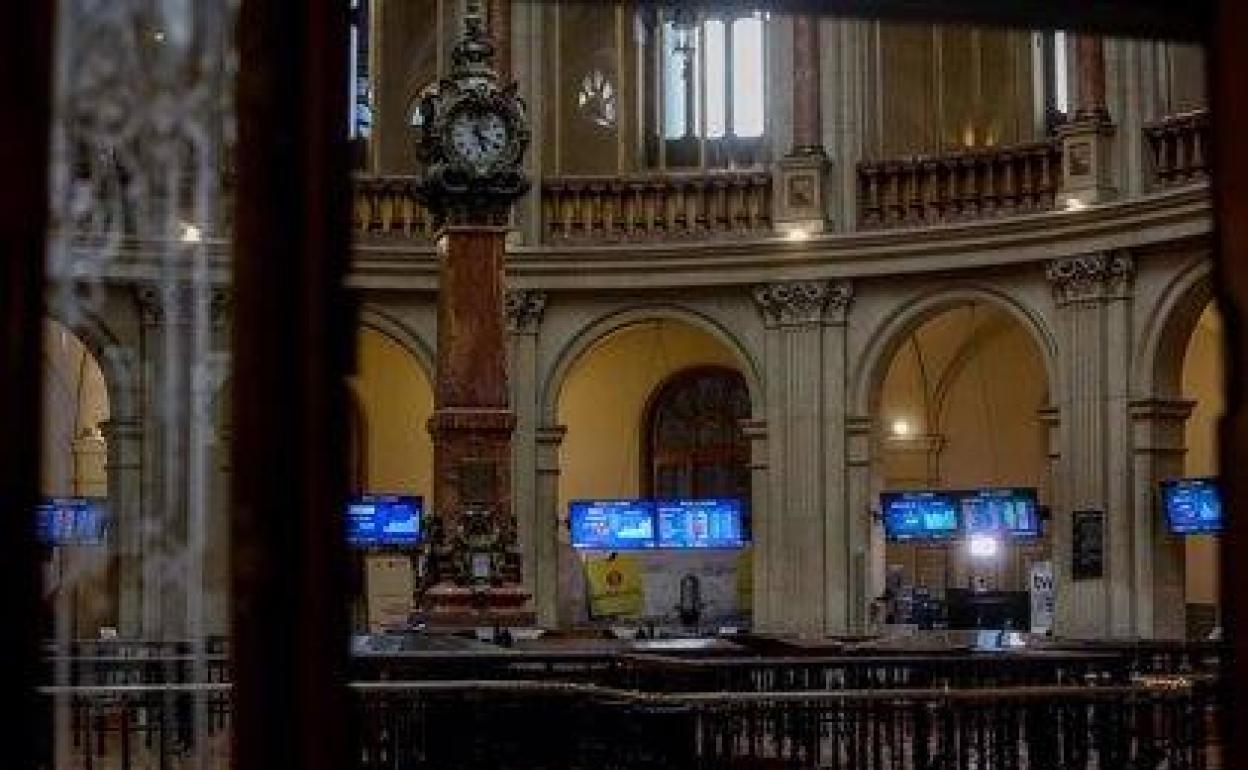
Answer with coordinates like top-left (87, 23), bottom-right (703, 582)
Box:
top-left (856, 139), bottom-right (1063, 229)
top-left (540, 171), bottom-right (774, 243)
top-left (352, 175), bottom-right (437, 241)
top-left (1146, 109), bottom-right (1212, 188)
top-left (40, 677), bottom-right (1217, 770)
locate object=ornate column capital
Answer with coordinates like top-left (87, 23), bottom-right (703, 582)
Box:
top-left (135, 283), bottom-right (231, 330)
top-left (1046, 253), bottom-right (1134, 305)
top-left (505, 289), bottom-right (547, 334)
top-left (753, 280), bottom-right (852, 327)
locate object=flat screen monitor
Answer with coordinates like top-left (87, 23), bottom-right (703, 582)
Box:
top-left (36, 498), bottom-right (108, 546)
top-left (1161, 477), bottom-right (1222, 535)
top-left (346, 494), bottom-right (422, 546)
top-left (881, 491), bottom-right (959, 542)
top-left (569, 499), bottom-right (656, 550)
top-left (655, 498), bottom-right (747, 549)
top-left (959, 488), bottom-right (1041, 538)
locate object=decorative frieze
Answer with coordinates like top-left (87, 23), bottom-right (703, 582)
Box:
top-left (1046, 253), bottom-right (1134, 305)
top-left (136, 284), bottom-right (231, 329)
top-left (753, 280), bottom-right (852, 327)
top-left (504, 289), bottom-right (547, 334)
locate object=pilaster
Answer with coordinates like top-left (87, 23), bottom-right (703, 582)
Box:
top-left (534, 424), bottom-right (566, 627)
top-left (753, 280), bottom-right (847, 636)
top-left (1046, 252), bottom-right (1135, 639)
top-left (741, 418), bottom-right (769, 627)
top-left (822, 283), bottom-right (856, 633)
top-left (1129, 398), bottom-right (1194, 639)
top-left (505, 289), bottom-right (546, 617)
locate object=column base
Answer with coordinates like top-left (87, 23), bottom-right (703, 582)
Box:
top-left (775, 149), bottom-right (831, 237)
top-left (1057, 117), bottom-right (1116, 207)
top-left (423, 582), bottom-right (535, 628)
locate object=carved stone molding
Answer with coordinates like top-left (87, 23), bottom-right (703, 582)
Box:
top-left (1046, 252), bottom-right (1134, 305)
top-left (504, 289), bottom-right (547, 334)
top-left (754, 280), bottom-right (852, 326)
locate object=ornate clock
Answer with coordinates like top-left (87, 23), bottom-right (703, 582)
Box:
top-left (414, 11), bottom-right (530, 226)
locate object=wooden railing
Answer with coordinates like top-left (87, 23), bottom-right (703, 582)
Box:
top-left (541, 171), bottom-right (773, 243)
top-left (1146, 108), bottom-right (1211, 188)
top-left (352, 175), bottom-right (436, 240)
top-left (857, 139), bottom-right (1062, 230)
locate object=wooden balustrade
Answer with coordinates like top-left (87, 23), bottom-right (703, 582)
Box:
top-left (857, 140), bottom-right (1062, 229)
top-left (542, 171), bottom-right (773, 243)
top-left (352, 175), bottom-right (436, 240)
top-left (1146, 108), bottom-right (1211, 188)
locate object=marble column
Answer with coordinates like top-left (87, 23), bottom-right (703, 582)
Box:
top-left (1075, 35), bottom-right (1108, 121)
top-left (1046, 253), bottom-right (1135, 639)
top-left (488, 0), bottom-right (511, 80)
top-left (776, 15), bottom-right (830, 234)
top-left (753, 280), bottom-right (848, 636)
top-left (1129, 398), bottom-right (1193, 639)
top-left (506, 289), bottom-right (546, 618)
top-left (1058, 35), bottom-right (1116, 205)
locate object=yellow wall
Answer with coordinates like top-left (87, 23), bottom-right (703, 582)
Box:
top-left (1182, 305), bottom-right (1223, 605)
top-left (42, 319), bottom-right (110, 498)
top-left (351, 327), bottom-right (434, 500)
top-left (557, 320), bottom-right (743, 515)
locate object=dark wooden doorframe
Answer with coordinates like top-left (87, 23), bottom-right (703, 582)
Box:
top-left (0, 4), bottom-right (54, 768)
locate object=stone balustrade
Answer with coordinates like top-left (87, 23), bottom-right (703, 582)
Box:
top-left (352, 175), bottom-right (436, 240)
top-left (857, 140), bottom-right (1062, 230)
top-left (541, 171), bottom-right (773, 243)
top-left (1145, 109), bottom-right (1210, 188)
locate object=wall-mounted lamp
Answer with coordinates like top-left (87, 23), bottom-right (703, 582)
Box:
top-left (968, 534), bottom-right (1000, 559)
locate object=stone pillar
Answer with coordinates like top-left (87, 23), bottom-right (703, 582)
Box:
top-left (845, 414), bottom-right (882, 629)
top-left (1129, 398), bottom-right (1193, 639)
top-left (535, 425), bottom-right (566, 627)
top-left (1058, 35), bottom-right (1115, 206)
top-left (505, 290), bottom-right (546, 617)
top-left (1046, 253), bottom-right (1135, 639)
top-left (741, 419), bottom-right (769, 627)
top-left (775, 15), bottom-right (830, 235)
top-left (822, 283), bottom-right (856, 633)
top-left (753, 280), bottom-right (849, 636)
top-left (99, 416), bottom-right (142, 635)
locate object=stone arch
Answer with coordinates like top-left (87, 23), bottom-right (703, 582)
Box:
top-left (42, 305), bottom-right (137, 422)
top-left (358, 304), bottom-right (435, 381)
top-left (541, 303), bottom-right (764, 427)
top-left (852, 283), bottom-right (1058, 419)
top-left (1134, 257), bottom-right (1215, 399)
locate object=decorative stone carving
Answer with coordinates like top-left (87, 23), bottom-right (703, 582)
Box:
top-left (754, 280), bottom-right (852, 326)
top-left (136, 284), bottom-right (231, 328)
top-left (1046, 253), bottom-right (1134, 305)
top-left (504, 289), bottom-right (546, 334)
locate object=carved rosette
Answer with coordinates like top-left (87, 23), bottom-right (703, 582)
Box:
top-left (754, 280), bottom-right (852, 326)
top-left (504, 289), bottom-right (547, 334)
top-left (1046, 253), bottom-right (1134, 305)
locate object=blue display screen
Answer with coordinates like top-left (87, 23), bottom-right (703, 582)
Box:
top-left (959, 488), bottom-right (1041, 538)
top-left (881, 491), bottom-right (959, 541)
top-left (569, 500), bottom-right (656, 550)
top-left (656, 498), bottom-right (747, 549)
top-left (1162, 478), bottom-right (1222, 535)
top-left (346, 494), bottom-right (422, 546)
top-left (36, 498), bottom-right (108, 546)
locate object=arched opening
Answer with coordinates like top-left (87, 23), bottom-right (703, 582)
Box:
top-left (555, 318), bottom-right (754, 628)
top-left (351, 326), bottom-right (435, 499)
top-left (41, 318), bottom-right (114, 638)
top-left (873, 302), bottom-right (1051, 628)
top-left (1179, 302), bottom-right (1223, 637)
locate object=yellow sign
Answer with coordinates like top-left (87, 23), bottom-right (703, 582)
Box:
top-left (585, 554), bottom-right (644, 619)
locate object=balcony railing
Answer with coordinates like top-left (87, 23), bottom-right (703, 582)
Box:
top-left (352, 175), bottom-right (436, 241)
top-left (1146, 109), bottom-right (1211, 188)
top-left (857, 140), bottom-right (1062, 230)
top-left (43, 677), bottom-right (1217, 770)
top-left (541, 171), bottom-right (773, 243)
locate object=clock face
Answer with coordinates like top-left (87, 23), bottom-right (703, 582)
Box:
top-left (448, 110), bottom-right (511, 169)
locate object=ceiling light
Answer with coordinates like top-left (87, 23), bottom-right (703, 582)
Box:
top-left (784, 228), bottom-right (810, 242)
top-left (180, 223), bottom-right (202, 243)
top-left (891, 419), bottom-right (912, 437)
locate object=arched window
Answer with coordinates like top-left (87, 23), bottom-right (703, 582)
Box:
top-left (1038, 30), bottom-right (1071, 132)
top-left (642, 9), bottom-right (768, 169)
top-left (643, 366), bottom-right (752, 530)
top-left (349, 0), bottom-right (372, 139)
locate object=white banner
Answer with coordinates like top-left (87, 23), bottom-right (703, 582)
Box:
top-left (1029, 561), bottom-right (1055, 635)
